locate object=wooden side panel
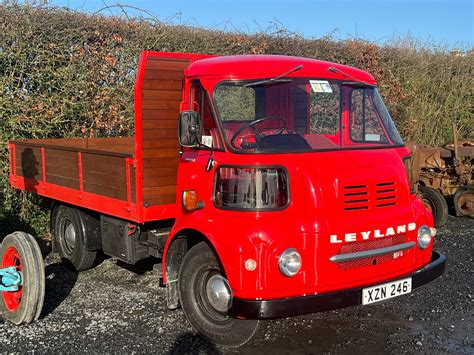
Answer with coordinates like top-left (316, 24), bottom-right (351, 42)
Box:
top-left (13, 143), bottom-right (135, 203)
top-left (15, 145), bottom-right (43, 181)
top-left (45, 148), bottom-right (80, 190)
top-left (82, 153), bottom-right (128, 201)
top-left (141, 57), bottom-right (188, 207)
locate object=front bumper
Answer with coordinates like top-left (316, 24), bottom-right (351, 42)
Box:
top-left (230, 251), bottom-right (446, 320)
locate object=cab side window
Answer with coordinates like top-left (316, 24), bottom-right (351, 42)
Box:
top-left (191, 82), bottom-right (223, 149)
top-left (350, 89), bottom-right (389, 143)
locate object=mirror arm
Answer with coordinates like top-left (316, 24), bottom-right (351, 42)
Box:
top-left (194, 141), bottom-right (215, 172)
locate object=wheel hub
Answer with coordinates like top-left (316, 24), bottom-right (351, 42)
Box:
top-left (457, 192), bottom-right (474, 215)
top-left (64, 222), bottom-right (76, 251)
top-left (205, 274), bottom-right (232, 313)
top-left (1, 246), bottom-right (23, 311)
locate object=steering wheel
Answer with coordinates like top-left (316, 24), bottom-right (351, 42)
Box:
top-left (230, 116), bottom-right (287, 149)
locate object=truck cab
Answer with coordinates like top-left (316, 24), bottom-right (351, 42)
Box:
top-left (7, 51), bottom-right (445, 347)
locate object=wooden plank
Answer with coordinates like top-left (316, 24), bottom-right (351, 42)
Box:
top-left (143, 185), bottom-right (177, 196)
top-left (85, 136), bottom-right (134, 145)
top-left (144, 195), bottom-right (177, 206)
top-left (147, 56), bottom-right (190, 62)
top-left (45, 164), bottom-right (79, 180)
top-left (46, 173), bottom-right (80, 190)
top-left (18, 137), bottom-right (134, 150)
top-left (45, 148), bottom-right (78, 160)
top-left (83, 181), bottom-right (127, 201)
top-left (142, 139), bottom-right (179, 149)
top-left (142, 148), bottom-right (180, 159)
top-left (142, 90), bottom-right (183, 100)
top-left (82, 170), bottom-right (127, 189)
top-left (142, 129), bottom-right (177, 140)
top-left (16, 166), bottom-right (42, 180)
top-left (143, 176), bottom-right (178, 188)
top-left (142, 157), bottom-right (180, 168)
top-left (83, 145), bottom-right (134, 154)
top-left (45, 158), bottom-right (78, 171)
top-left (15, 145), bottom-right (42, 157)
top-left (142, 167), bottom-right (178, 178)
top-left (142, 119), bottom-right (178, 130)
top-left (16, 146), bottom-right (42, 180)
top-left (141, 80), bottom-right (183, 91)
top-left (144, 69), bottom-right (185, 81)
top-left (15, 140), bottom-right (84, 149)
top-left (142, 109), bottom-right (179, 121)
top-left (16, 160), bottom-right (41, 171)
top-left (145, 60), bottom-right (190, 71)
top-left (24, 143), bottom-right (132, 157)
top-left (142, 100), bottom-right (181, 111)
top-left (82, 154), bottom-right (126, 177)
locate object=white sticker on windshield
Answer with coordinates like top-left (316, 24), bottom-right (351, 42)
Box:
top-left (202, 135), bottom-right (213, 147)
top-left (310, 80), bottom-right (333, 93)
top-left (365, 133), bottom-right (381, 141)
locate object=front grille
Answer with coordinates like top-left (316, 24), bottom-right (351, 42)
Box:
top-left (343, 181), bottom-right (398, 211)
top-left (337, 234), bottom-right (407, 270)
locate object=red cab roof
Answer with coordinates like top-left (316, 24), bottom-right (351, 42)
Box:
top-left (186, 54), bottom-right (376, 84)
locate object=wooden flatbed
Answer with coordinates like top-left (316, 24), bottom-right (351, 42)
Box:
top-left (9, 51), bottom-right (210, 223)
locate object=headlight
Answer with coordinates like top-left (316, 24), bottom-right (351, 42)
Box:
top-left (417, 225), bottom-right (432, 249)
top-left (278, 248), bottom-right (302, 277)
top-left (214, 166), bottom-right (289, 210)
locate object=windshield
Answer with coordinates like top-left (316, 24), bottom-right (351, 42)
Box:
top-left (213, 79), bottom-right (403, 153)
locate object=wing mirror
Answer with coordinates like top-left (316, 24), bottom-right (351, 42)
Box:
top-left (178, 110), bottom-right (202, 147)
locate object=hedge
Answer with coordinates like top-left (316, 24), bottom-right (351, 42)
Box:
top-left (0, 4), bottom-right (472, 235)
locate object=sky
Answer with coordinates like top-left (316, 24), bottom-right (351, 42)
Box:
top-left (50, 0), bottom-right (473, 49)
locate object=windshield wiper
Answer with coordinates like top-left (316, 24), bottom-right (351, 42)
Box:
top-left (328, 66), bottom-right (374, 87)
top-left (244, 64), bottom-right (303, 87)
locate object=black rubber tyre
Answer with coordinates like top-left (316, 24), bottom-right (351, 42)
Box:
top-left (454, 185), bottom-right (474, 218)
top-left (419, 186), bottom-right (448, 227)
top-left (0, 232), bottom-right (45, 324)
top-left (54, 205), bottom-right (97, 271)
top-left (178, 242), bottom-right (260, 347)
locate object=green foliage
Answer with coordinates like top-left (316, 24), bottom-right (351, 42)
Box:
top-left (214, 85), bottom-right (256, 121)
top-left (0, 4), bottom-right (472, 237)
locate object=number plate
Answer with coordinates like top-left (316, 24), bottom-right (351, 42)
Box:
top-left (362, 277), bottom-right (412, 305)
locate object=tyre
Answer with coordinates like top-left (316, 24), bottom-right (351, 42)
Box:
top-left (454, 185), bottom-right (474, 218)
top-left (419, 186), bottom-right (448, 227)
top-left (178, 242), bottom-right (260, 347)
top-left (54, 205), bottom-right (97, 271)
top-left (0, 232), bottom-right (45, 324)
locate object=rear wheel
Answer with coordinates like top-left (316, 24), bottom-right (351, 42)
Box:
top-left (454, 186), bottom-right (474, 218)
top-left (54, 205), bottom-right (97, 271)
top-left (178, 242), bottom-right (260, 347)
top-left (0, 232), bottom-right (45, 324)
top-left (419, 186), bottom-right (448, 227)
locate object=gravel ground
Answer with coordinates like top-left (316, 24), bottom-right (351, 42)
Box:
top-left (0, 216), bottom-right (472, 354)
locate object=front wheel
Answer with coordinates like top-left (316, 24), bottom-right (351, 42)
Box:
top-left (178, 242), bottom-right (260, 347)
top-left (0, 232), bottom-right (45, 324)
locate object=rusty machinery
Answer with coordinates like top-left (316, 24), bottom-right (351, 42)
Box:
top-left (407, 125), bottom-right (474, 227)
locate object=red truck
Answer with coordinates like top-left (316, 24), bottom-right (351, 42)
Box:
top-left (3, 51), bottom-right (446, 346)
